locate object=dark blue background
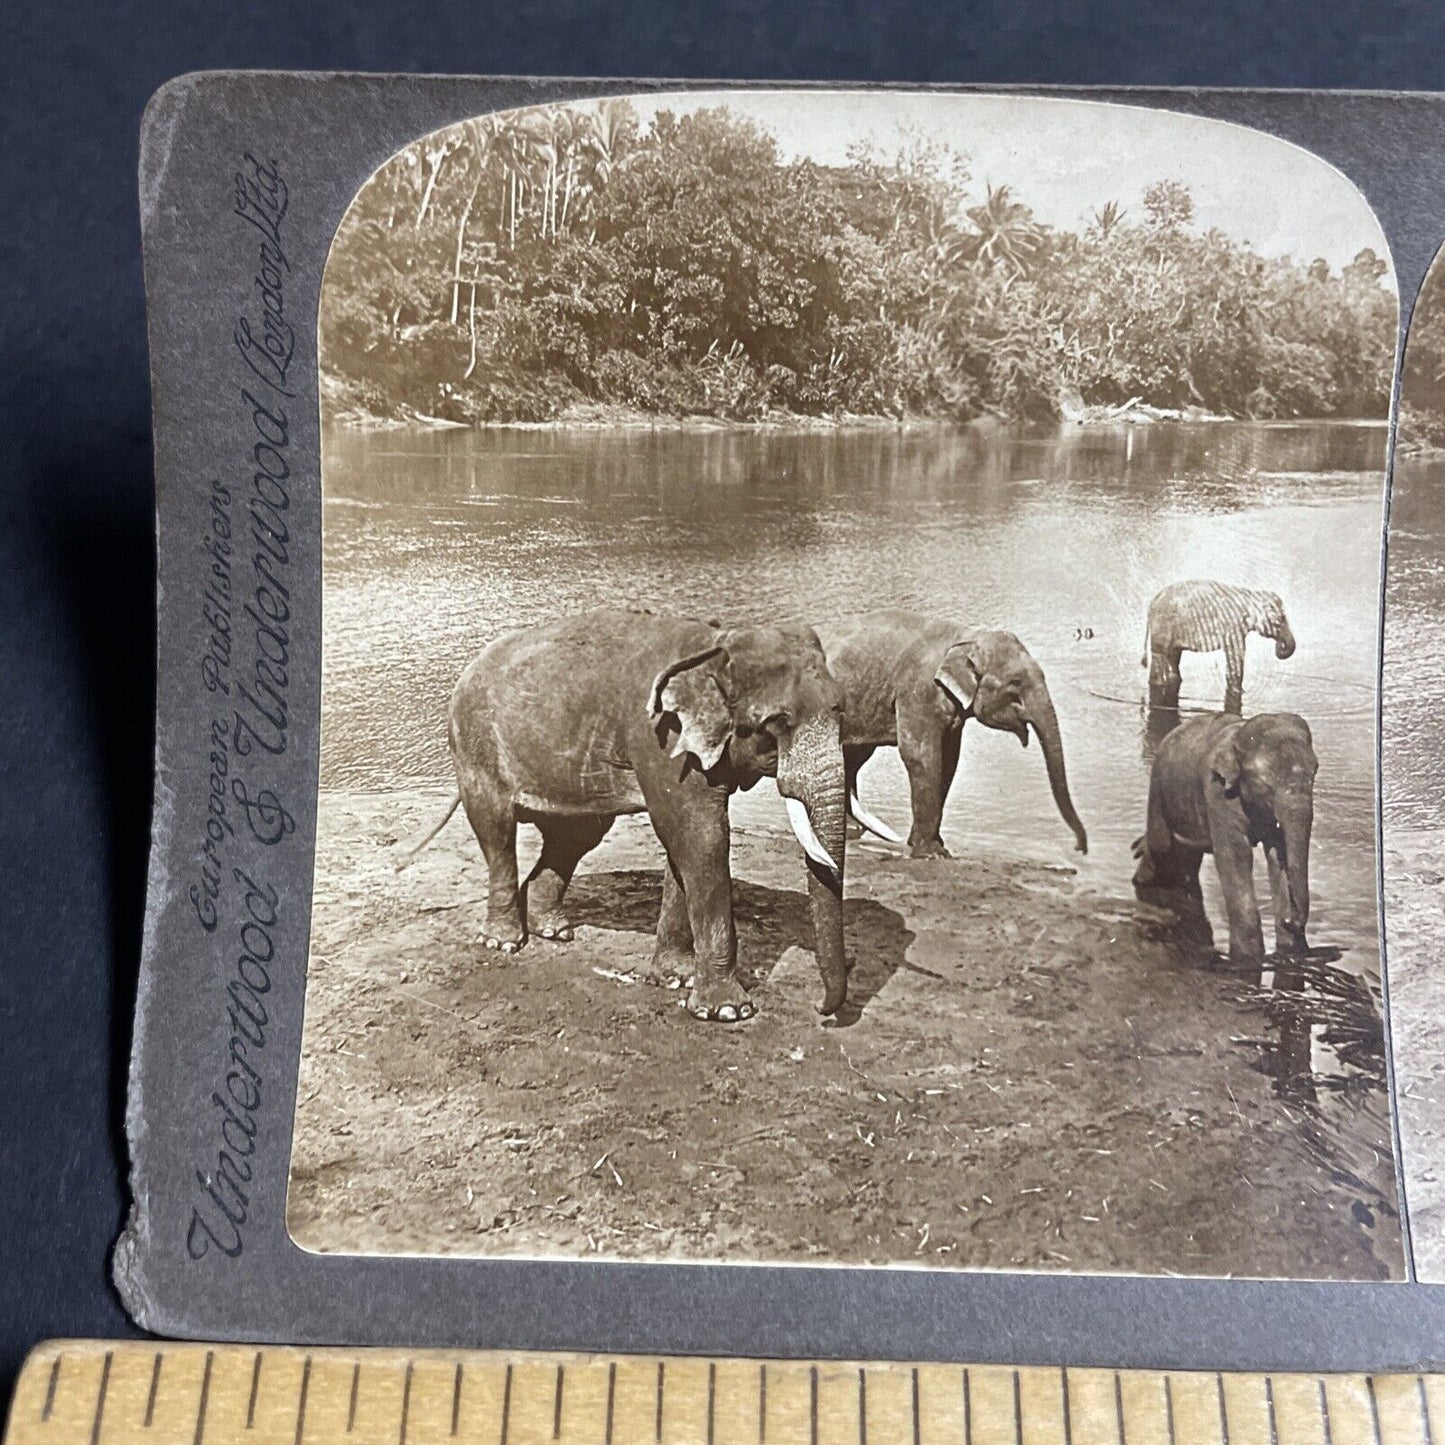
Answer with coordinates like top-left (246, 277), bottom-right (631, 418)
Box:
top-left (3, 0), bottom-right (1444, 1405)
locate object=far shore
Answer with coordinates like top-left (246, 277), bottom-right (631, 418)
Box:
top-left (324, 399), bottom-right (1391, 435)
top-left (1395, 436), bottom-right (1445, 458)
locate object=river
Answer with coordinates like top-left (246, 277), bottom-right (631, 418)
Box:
top-left (321, 419), bottom-right (1383, 931)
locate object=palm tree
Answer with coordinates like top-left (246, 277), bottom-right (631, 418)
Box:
top-left (493, 117), bottom-right (541, 249)
top-left (1091, 200), bottom-right (1125, 239)
top-left (414, 131), bottom-right (465, 229)
top-left (963, 184), bottom-right (1045, 285)
top-left (553, 105), bottom-right (597, 234)
top-left (449, 117), bottom-right (499, 323)
top-left (583, 98), bottom-right (635, 191)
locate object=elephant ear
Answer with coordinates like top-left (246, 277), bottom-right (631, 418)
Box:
top-left (1249, 589), bottom-right (1284, 631)
top-left (648, 646), bottom-right (731, 770)
top-left (934, 641), bottom-right (982, 713)
top-left (1209, 734), bottom-right (1243, 797)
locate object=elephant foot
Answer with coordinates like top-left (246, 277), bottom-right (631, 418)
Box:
top-left (531, 911), bottom-right (575, 942)
top-left (1274, 928), bottom-right (1309, 957)
top-left (1226, 945), bottom-right (1267, 973)
top-left (650, 944), bottom-right (693, 983)
top-left (685, 968), bottom-right (756, 1024)
top-left (908, 836), bottom-right (951, 861)
top-left (480, 913), bottom-right (526, 954)
top-left (1178, 910), bottom-right (1215, 947)
top-left (1132, 876), bottom-right (1180, 911)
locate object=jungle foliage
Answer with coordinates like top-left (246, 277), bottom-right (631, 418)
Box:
top-left (321, 101), bottom-right (1397, 425)
top-left (1401, 252), bottom-right (1445, 447)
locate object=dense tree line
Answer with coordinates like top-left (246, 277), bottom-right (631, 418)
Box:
top-left (321, 101), bottom-right (1398, 426)
top-left (1401, 254), bottom-right (1445, 447)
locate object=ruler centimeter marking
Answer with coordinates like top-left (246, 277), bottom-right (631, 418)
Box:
top-left (7, 1342), bottom-right (1445, 1445)
top-left (191, 1352), bottom-right (211, 1445)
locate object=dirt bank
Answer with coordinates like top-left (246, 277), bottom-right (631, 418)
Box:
top-left (288, 787), bottom-right (1400, 1280)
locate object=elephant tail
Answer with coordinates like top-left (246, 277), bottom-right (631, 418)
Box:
top-left (1140, 615), bottom-right (1150, 669)
top-left (393, 793), bottom-right (462, 870)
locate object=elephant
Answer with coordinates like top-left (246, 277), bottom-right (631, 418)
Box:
top-left (1131, 710), bottom-right (1316, 965)
top-left (410, 608), bottom-right (850, 1023)
top-left (1142, 580), bottom-right (1296, 713)
top-left (813, 610), bottom-right (1088, 860)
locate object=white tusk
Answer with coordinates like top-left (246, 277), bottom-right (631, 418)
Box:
top-left (784, 796), bottom-right (840, 875)
top-left (849, 792), bottom-right (903, 844)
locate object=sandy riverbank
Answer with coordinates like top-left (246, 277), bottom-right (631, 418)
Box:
top-left (288, 785), bottom-right (1400, 1279)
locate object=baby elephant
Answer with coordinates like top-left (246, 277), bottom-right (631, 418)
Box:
top-left (1143, 580), bottom-right (1296, 712)
top-left (1132, 711), bottom-right (1316, 964)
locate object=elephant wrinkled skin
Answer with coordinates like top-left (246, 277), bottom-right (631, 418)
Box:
top-left (1132, 710), bottom-right (1317, 964)
top-left (814, 609), bottom-right (1088, 860)
top-left (435, 609), bottom-right (850, 1022)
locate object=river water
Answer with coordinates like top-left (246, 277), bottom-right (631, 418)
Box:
top-left (319, 418), bottom-right (1399, 1239)
top-left (321, 420), bottom-right (1384, 922)
top-left (1385, 454), bottom-right (1445, 829)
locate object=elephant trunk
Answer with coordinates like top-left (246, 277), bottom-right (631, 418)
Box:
top-left (778, 714), bottom-right (849, 1016)
top-left (1274, 618), bottom-right (1297, 660)
top-left (1278, 798), bottom-right (1313, 946)
top-left (1023, 679), bottom-right (1089, 855)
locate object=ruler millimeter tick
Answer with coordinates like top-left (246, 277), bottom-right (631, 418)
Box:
top-left (6, 1341), bottom-right (1443, 1445)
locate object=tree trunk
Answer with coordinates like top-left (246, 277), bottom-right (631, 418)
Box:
top-left (415, 148), bottom-right (446, 229)
top-left (464, 282), bottom-right (480, 380)
top-left (560, 153), bottom-right (576, 231)
top-left (450, 178), bottom-right (481, 326)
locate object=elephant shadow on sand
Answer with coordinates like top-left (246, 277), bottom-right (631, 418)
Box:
top-left (563, 868), bottom-right (915, 1026)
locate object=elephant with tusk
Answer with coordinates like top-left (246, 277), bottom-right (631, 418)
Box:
top-left (406, 609), bottom-right (851, 1022)
top-left (812, 609), bottom-right (1088, 860)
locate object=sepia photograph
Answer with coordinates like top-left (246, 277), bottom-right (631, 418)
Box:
top-left (1384, 239), bottom-right (1445, 1281)
top-left (287, 91), bottom-right (1403, 1280)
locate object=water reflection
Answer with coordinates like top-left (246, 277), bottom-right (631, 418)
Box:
top-left (1266, 956), bottom-right (1321, 1107)
top-left (1243, 949), bottom-right (1398, 1232)
top-left (1141, 700), bottom-right (1185, 764)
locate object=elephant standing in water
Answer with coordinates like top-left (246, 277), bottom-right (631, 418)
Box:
top-left (1132, 711), bottom-right (1317, 965)
top-left (1142, 580), bottom-right (1296, 712)
top-left (814, 610), bottom-right (1088, 860)
top-left (419, 609), bottom-right (850, 1022)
